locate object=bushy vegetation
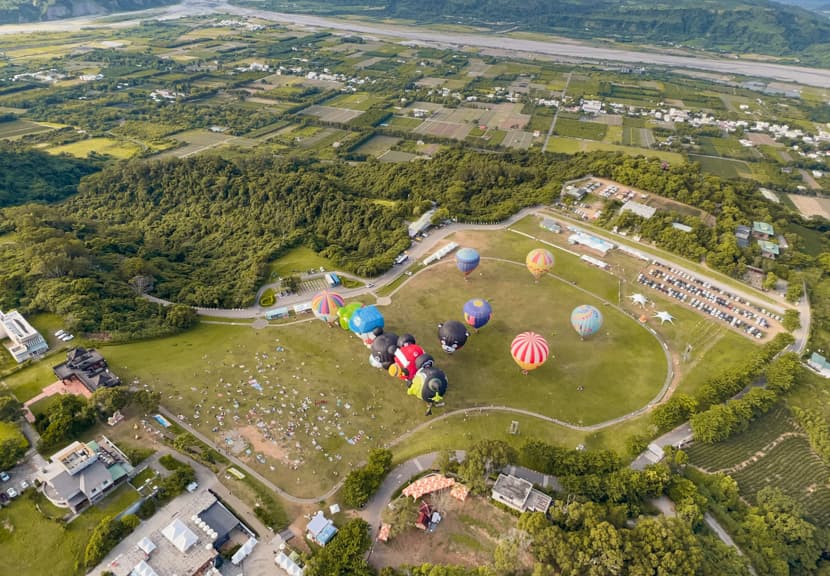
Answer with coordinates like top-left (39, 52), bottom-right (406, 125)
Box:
top-left (0, 0), bottom-right (177, 25)
top-left (304, 518), bottom-right (373, 576)
top-left (0, 146), bottom-right (99, 208)
top-left (84, 513), bottom-right (140, 567)
top-left (0, 420), bottom-right (27, 469)
top-left (341, 448), bottom-right (393, 508)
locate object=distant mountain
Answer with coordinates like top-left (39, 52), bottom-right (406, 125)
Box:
top-left (261, 0), bottom-right (830, 62)
top-left (774, 0), bottom-right (829, 10)
top-left (0, 0), bottom-right (179, 23)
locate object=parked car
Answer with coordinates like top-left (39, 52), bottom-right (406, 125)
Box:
top-left (0, 492), bottom-right (8, 504)
top-left (0, 471), bottom-right (9, 482)
top-left (54, 330), bottom-right (65, 337)
top-left (60, 334), bottom-right (74, 342)
top-left (7, 487), bottom-right (18, 499)
top-left (19, 480), bottom-right (29, 491)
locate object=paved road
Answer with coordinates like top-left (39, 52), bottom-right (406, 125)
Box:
top-left (2, 1), bottom-right (830, 87)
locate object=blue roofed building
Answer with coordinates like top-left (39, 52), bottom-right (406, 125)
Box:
top-left (752, 221), bottom-right (775, 239)
top-left (808, 352), bottom-right (830, 378)
top-left (758, 239), bottom-right (780, 259)
top-left (306, 511), bottom-right (338, 546)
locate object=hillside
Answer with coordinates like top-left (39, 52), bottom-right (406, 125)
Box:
top-left (247, 0), bottom-right (830, 61)
top-left (0, 0), bottom-right (178, 23)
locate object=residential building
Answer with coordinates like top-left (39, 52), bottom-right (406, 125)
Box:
top-left (491, 473), bottom-right (552, 514)
top-left (540, 218), bottom-right (562, 233)
top-left (408, 208), bottom-right (437, 238)
top-left (38, 436), bottom-right (133, 513)
top-left (620, 200), bottom-right (657, 220)
top-left (0, 309), bottom-right (48, 363)
top-left (808, 352), bottom-right (830, 378)
top-left (752, 221), bottom-right (775, 239)
top-left (758, 240), bottom-right (780, 259)
top-left (53, 347), bottom-right (121, 393)
top-left (306, 511), bottom-right (338, 546)
top-left (735, 225), bottom-right (751, 248)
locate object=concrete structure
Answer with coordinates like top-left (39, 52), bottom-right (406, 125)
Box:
top-left (408, 208), bottom-right (437, 238)
top-left (38, 437), bottom-right (132, 513)
top-left (735, 225), bottom-right (751, 249)
top-left (540, 218), bottom-right (562, 233)
top-left (109, 490), bottom-right (245, 576)
top-left (620, 200), bottom-right (657, 220)
top-left (53, 347), bottom-right (120, 393)
top-left (0, 309), bottom-right (47, 363)
top-left (422, 241), bottom-right (458, 266)
top-left (491, 473), bottom-right (551, 514)
top-left (758, 239), bottom-right (780, 259)
top-left (564, 186), bottom-right (587, 201)
top-left (752, 221), bottom-right (775, 239)
top-left (265, 307), bottom-right (290, 320)
top-left (808, 352), bottom-right (830, 378)
top-left (306, 511), bottom-right (338, 546)
top-left (293, 302), bottom-right (312, 314)
top-left (568, 231), bottom-right (615, 256)
top-left (581, 254), bottom-right (609, 270)
top-left (276, 551), bottom-right (305, 575)
top-left (672, 222), bottom-right (693, 233)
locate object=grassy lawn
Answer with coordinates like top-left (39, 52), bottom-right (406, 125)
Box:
top-left (267, 246), bottom-right (335, 279)
top-left (553, 118), bottom-right (607, 140)
top-left (47, 137), bottom-right (141, 159)
top-left (687, 154), bottom-right (748, 179)
top-left (326, 92), bottom-right (386, 111)
top-left (0, 484), bottom-right (139, 576)
top-left (0, 359), bottom-right (59, 402)
top-left (546, 137), bottom-right (683, 163)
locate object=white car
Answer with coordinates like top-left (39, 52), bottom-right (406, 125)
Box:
top-left (6, 487), bottom-right (17, 499)
top-left (19, 480), bottom-right (28, 491)
top-left (60, 334), bottom-right (74, 342)
top-left (54, 330), bottom-right (65, 337)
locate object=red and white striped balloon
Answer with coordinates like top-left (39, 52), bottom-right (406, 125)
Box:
top-left (510, 332), bottom-right (550, 372)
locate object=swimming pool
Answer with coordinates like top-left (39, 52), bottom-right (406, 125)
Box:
top-left (153, 414), bottom-right (172, 428)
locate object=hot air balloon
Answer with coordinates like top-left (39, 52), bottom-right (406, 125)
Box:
top-left (510, 332), bottom-right (549, 374)
top-left (369, 331), bottom-right (398, 369)
top-left (408, 366), bottom-right (448, 404)
top-left (463, 298), bottom-right (492, 331)
top-left (311, 290), bottom-right (345, 325)
top-left (526, 248), bottom-right (554, 281)
top-left (349, 305), bottom-right (385, 346)
top-left (437, 321), bottom-right (469, 353)
top-left (337, 302), bottom-right (363, 330)
top-left (397, 333), bottom-right (417, 348)
top-left (570, 305), bottom-right (603, 338)
top-left (455, 247), bottom-right (480, 279)
top-left (389, 343), bottom-right (432, 381)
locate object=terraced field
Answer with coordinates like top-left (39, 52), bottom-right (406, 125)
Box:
top-left (687, 405), bottom-right (830, 527)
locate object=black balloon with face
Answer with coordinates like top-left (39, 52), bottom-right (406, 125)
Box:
top-left (437, 320), bottom-right (469, 354)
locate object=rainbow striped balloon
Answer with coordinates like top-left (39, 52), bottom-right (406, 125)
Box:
top-left (311, 290), bottom-right (346, 324)
top-left (526, 248), bottom-right (554, 280)
top-left (510, 332), bottom-right (550, 372)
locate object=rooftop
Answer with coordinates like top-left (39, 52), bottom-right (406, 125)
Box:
top-left (53, 441), bottom-right (97, 475)
top-left (0, 309), bottom-right (39, 340)
top-left (753, 221), bottom-right (775, 236)
top-left (620, 200), bottom-right (657, 219)
top-left (758, 239), bottom-right (780, 255)
top-left (492, 473), bottom-right (532, 504)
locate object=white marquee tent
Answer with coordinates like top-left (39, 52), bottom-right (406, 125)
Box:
top-left (161, 518), bottom-right (198, 553)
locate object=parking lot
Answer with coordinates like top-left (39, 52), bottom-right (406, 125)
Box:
top-left (637, 261), bottom-right (783, 340)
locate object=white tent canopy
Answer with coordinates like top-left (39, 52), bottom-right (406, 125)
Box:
top-left (131, 560), bottom-right (159, 576)
top-left (231, 536), bottom-right (258, 565)
top-left (137, 537), bottom-right (156, 555)
top-left (161, 518), bottom-right (198, 553)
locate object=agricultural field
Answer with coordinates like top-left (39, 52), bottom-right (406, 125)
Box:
top-left (353, 135), bottom-right (401, 157)
top-left (788, 193), bottom-right (830, 220)
top-left (46, 137), bottom-right (141, 159)
top-left (687, 155), bottom-right (750, 179)
top-left (546, 137), bottom-right (683, 163)
top-left (0, 119), bottom-right (54, 140)
top-left (326, 92), bottom-right (386, 111)
top-left (687, 405), bottom-right (830, 527)
top-left (300, 105), bottom-right (364, 123)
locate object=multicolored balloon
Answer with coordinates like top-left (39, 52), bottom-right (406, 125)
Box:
top-left (408, 366), bottom-right (448, 404)
top-left (463, 298), bottom-right (492, 330)
top-left (570, 305), bottom-right (603, 338)
top-left (389, 343), bottom-right (432, 381)
top-left (510, 332), bottom-right (550, 373)
top-left (369, 332), bottom-right (398, 369)
top-left (311, 290), bottom-right (345, 324)
top-left (526, 248), bottom-right (554, 281)
top-left (349, 305), bottom-right (385, 346)
top-left (337, 302), bottom-right (363, 330)
top-left (438, 321), bottom-right (469, 354)
top-left (455, 248), bottom-right (480, 278)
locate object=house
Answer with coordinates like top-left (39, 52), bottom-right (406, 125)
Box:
top-left (808, 352), bottom-right (830, 377)
top-left (620, 200), bottom-right (656, 220)
top-left (0, 309), bottom-right (48, 363)
top-left (306, 511), bottom-right (338, 546)
top-left (752, 221), bottom-right (775, 239)
top-left (53, 347), bottom-right (121, 393)
top-left (38, 436), bottom-right (133, 513)
top-left (735, 225), bottom-right (751, 248)
top-left (540, 218), bottom-right (562, 233)
top-left (491, 473), bottom-right (552, 514)
top-left (563, 186), bottom-right (587, 201)
top-left (758, 239), bottom-right (780, 259)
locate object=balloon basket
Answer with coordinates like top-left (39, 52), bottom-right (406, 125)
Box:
top-left (521, 370), bottom-right (528, 376)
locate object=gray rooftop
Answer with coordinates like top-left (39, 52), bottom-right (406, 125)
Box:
top-left (492, 473), bottom-right (532, 505)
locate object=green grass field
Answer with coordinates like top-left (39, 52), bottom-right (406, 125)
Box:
top-left (553, 118), bottom-right (607, 141)
top-left (326, 92), bottom-right (386, 111)
top-left (267, 246), bottom-right (335, 279)
top-left (0, 119), bottom-right (53, 140)
top-left (0, 484), bottom-right (139, 576)
top-left (687, 154), bottom-right (749, 179)
top-left (47, 137), bottom-right (141, 159)
top-left (546, 137), bottom-right (683, 163)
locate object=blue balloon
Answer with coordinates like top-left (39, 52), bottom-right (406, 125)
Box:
top-left (456, 248), bottom-right (480, 277)
top-left (570, 305), bottom-right (603, 338)
top-left (349, 305), bottom-right (385, 336)
top-left (463, 298), bottom-right (492, 330)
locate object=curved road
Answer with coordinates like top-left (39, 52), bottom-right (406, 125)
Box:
top-left (5, 1), bottom-right (830, 88)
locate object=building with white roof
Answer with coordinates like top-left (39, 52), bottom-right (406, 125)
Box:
top-left (0, 309), bottom-right (47, 362)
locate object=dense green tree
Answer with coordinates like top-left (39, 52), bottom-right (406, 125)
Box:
top-left (0, 421), bottom-right (27, 469)
top-left (0, 394), bottom-right (23, 422)
top-left (651, 393), bottom-right (697, 433)
top-left (305, 519), bottom-right (373, 576)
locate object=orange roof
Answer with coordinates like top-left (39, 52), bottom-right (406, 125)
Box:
top-left (402, 474), bottom-right (456, 499)
top-left (450, 483), bottom-right (469, 502)
top-left (377, 523), bottom-right (391, 542)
